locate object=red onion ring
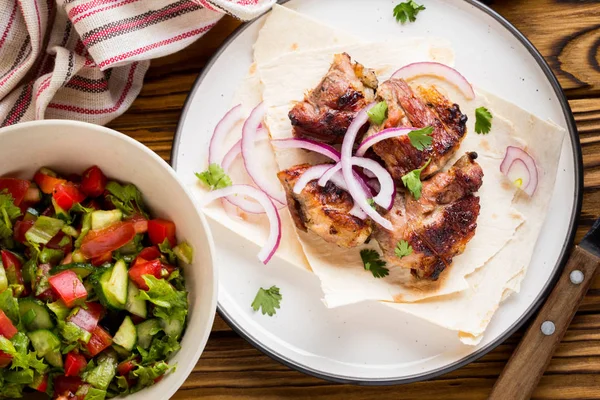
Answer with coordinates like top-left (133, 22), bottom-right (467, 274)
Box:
top-left (202, 184), bottom-right (281, 264)
top-left (271, 138), bottom-right (341, 161)
top-left (241, 102), bottom-right (287, 205)
top-left (341, 104), bottom-right (393, 230)
top-left (499, 146), bottom-right (538, 196)
top-left (209, 104), bottom-right (243, 165)
top-left (292, 164), bottom-right (367, 219)
top-left (356, 127), bottom-right (415, 157)
top-left (391, 62), bottom-right (475, 100)
top-left (221, 128), bottom-right (269, 172)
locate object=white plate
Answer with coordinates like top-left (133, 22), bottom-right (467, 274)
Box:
top-left (172, 0), bottom-right (582, 383)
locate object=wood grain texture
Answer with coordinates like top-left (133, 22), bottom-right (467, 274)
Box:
top-left (104, 1), bottom-right (600, 398)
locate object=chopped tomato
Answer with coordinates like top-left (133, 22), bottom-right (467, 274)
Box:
top-left (64, 352), bottom-right (87, 377)
top-left (13, 219), bottom-right (34, 243)
top-left (0, 178), bottom-right (30, 205)
top-left (128, 259), bottom-right (162, 290)
top-left (154, 374), bottom-right (165, 383)
top-left (36, 288), bottom-right (58, 302)
top-left (53, 375), bottom-right (83, 397)
top-left (80, 166), bottom-right (107, 198)
top-left (86, 199), bottom-right (102, 210)
top-left (31, 373), bottom-right (48, 392)
top-left (80, 222), bottom-right (135, 259)
top-left (147, 219), bottom-right (176, 247)
top-left (53, 183), bottom-right (87, 211)
top-left (1, 250), bottom-right (24, 288)
top-left (138, 246), bottom-right (160, 260)
top-left (129, 214), bottom-right (148, 234)
top-left (91, 251), bottom-right (112, 266)
top-left (85, 302), bottom-right (105, 321)
top-left (34, 170), bottom-right (66, 194)
top-left (67, 306), bottom-right (99, 332)
top-left (117, 360), bottom-right (136, 376)
top-left (48, 270), bottom-right (87, 307)
top-left (0, 310), bottom-right (17, 339)
top-left (85, 326), bottom-right (112, 357)
top-left (162, 264), bottom-right (176, 278)
top-left (0, 351), bottom-right (12, 368)
top-left (47, 231), bottom-right (73, 254)
top-left (130, 315), bottom-right (146, 324)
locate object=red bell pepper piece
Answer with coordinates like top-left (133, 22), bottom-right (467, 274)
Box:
top-left (53, 182), bottom-right (87, 211)
top-left (80, 221), bottom-right (136, 259)
top-left (13, 219), bottom-right (34, 243)
top-left (0, 178), bottom-right (30, 205)
top-left (0, 310), bottom-right (17, 339)
top-left (67, 307), bottom-right (99, 333)
top-left (128, 259), bottom-right (162, 290)
top-left (147, 219), bottom-right (176, 247)
top-left (1, 250), bottom-right (24, 288)
top-left (64, 352), bottom-right (87, 377)
top-left (53, 375), bottom-right (83, 397)
top-left (91, 251), bottom-right (113, 266)
top-left (34, 170), bottom-right (66, 194)
top-left (85, 326), bottom-right (112, 357)
top-left (0, 351), bottom-right (12, 368)
top-left (48, 270), bottom-right (87, 307)
top-left (47, 231), bottom-right (73, 254)
top-left (138, 246), bottom-right (160, 261)
top-left (80, 166), bottom-right (107, 198)
top-left (31, 373), bottom-right (48, 392)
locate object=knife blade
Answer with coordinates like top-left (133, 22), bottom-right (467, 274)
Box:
top-left (488, 219), bottom-right (600, 399)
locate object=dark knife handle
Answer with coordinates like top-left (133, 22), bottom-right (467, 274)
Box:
top-left (488, 245), bottom-right (600, 400)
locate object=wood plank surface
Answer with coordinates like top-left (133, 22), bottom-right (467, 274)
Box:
top-left (105, 1), bottom-right (600, 398)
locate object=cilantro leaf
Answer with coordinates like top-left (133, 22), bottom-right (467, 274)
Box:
top-left (407, 126), bottom-right (433, 151)
top-left (475, 106), bottom-right (493, 134)
top-left (251, 286), bottom-right (282, 317)
top-left (105, 181), bottom-right (148, 218)
top-left (367, 101), bottom-right (388, 125)
top-left (395, 240), bottom-right (413, 258)
top-left (195, 163), bottom-right (232, 191)
top-left (393, 0), bottom-right (426, 24)
top-left (360, 249), bottom-right (389, 278)
top-left (401, 159), bottom-right (431, 200)
top-left (366, 198), bottom-right (376, 209)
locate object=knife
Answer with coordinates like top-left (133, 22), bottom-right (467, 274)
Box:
top-left (488, 218), bottom-right (600, 399)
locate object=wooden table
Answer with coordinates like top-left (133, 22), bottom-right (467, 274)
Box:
top-left (106, 1), bottom-right (600, 398)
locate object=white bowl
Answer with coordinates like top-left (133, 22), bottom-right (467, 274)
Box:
top-left (0, 120), bottom-right (218, 399)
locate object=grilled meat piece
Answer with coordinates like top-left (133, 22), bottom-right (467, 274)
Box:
top-left (369, 79), bottom-right (467, 181)
top-left (278, 164), bottom-right (372, 248)
top-left (373, 153), bottom-right (483, 280)
top-left (288, 53), bottom-right (378, 144)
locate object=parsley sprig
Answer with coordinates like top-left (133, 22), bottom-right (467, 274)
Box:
top-left (360, 249), bottom-right (389, 279)
top-left (252, 286), bottom-right (282, 317)
top-left (196, 164), bottom-right (232, 191)
top-left (475, 107), bottom-right (493, 134)
top-left (393, 0), bottom-right (426, 24)
top-left (408, 126), bottom-right (433, 151)
top-left (401, 159), bottom-right (431, 200)
top-left (395, 240), bottom-right (413, 258)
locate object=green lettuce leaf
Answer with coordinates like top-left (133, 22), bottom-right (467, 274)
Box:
top-left (131, 361), bottom-right (174, 393)
top-left (0, 289), bottom-right (20, 326)
top-left (104, 181), bottom-right (147, 218)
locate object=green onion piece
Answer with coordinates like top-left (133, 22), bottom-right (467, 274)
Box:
top-left (48, 300), bottom-right (70, 320)
top-left (39, 248), bottom-right (64, 265)
top-left (25, 216), bottom-right (65, 245)
top-left (75, 213), bottom-right (92, 249)
top-left (62, 225), bottom-right (79, 238)
top-left (22, 259), bottom-right (37, 285)
top-left (22, 309), bottom-right (36, 325)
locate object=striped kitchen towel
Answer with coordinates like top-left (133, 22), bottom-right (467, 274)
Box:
top-left (0, 0), bottom-right (275, 127)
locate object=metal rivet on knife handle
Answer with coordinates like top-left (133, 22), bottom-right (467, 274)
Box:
top-left (570, 270), bottom-right (584, 285)
top-left (541, 321), bottom-right (555, 336)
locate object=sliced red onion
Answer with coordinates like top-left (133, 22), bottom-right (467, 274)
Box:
top-left (241, 102), bottom-right (287, 205)
top-left (367, 178), bottom-right (381, 193)
top-left (356, 127), bottom-right (415, 157)
top-left (341, 104), bottom-right (393, 230)
top-left (271, 138), bottom-right (341, 162)
top-left (221, 128), bottom-right (269, 172)
top-left (351, 157), bottom-right (395, 210)
top-left (202, 184), bottom-right (281, 264)
top-left (500, 146), bottom-right (538, 196)
top-left (209, 104), bottom-right (243, 165)
top-left (391, 62), bottom-right (475, 100)
top-left (318, 163), bottom-right (373, 197)
top-left (292, 164), bottom-right (367, 219)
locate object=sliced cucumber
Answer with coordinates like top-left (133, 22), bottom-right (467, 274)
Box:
top-left (91, 210), bottom-right (122, 231)
top-left (95, 261), bottom-right (128, 310)
top-left (51, 262), bottom-right (95, 279)
top-left (28, 330), bottom-right (63, 368)
top-left (161, 318), bottom-right (184, 339)
top-left (113, 316), bottom-right (136, 351)
top-left (125, 282), bottom-right (146, 318)
top-left (18, 298), bottom-right (54, 330)
top-left (136, 319), bottom-right (161, 350)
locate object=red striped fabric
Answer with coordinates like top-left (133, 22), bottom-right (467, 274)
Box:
top-left (0, 0), bottom-right (275, 127)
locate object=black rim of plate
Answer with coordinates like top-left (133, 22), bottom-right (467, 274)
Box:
top-left (171, 0), bottom-right (583, 385)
